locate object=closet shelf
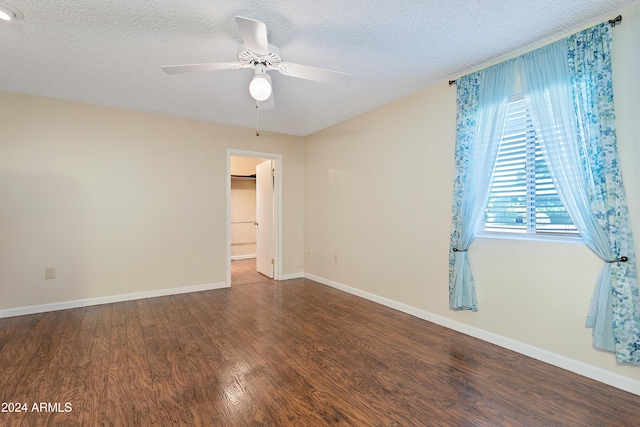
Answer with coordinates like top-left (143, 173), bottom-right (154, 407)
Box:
top-left (231, 174), bottom-right (257, 181)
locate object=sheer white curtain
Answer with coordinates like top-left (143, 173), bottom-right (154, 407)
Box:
top-left (519, 25), bottom-right (640, 362)
top-left (518, 41), bottom-right (618, 350)
top-left (449, 21), bottom-right (639, 362)
top-left (449, 61), bottom-right (517, 310)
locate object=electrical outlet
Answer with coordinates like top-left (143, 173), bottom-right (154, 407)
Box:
top-left (334, 254), bottom-right (338, 263)
top-left (45, 267), bottom-right (56, 280)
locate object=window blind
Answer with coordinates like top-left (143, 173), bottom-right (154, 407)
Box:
top-left (485, 97), bottom-right (578, 236)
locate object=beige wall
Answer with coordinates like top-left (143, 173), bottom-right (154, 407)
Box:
top-left (230, 156), bottom-right (265, 176)
top-left (0, 92), bottom-right (304, 310)
top-left (304, 4), bottom-right (640, 384)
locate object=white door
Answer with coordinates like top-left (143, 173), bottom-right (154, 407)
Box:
top-left (256, 160), bottom-right (274, 278)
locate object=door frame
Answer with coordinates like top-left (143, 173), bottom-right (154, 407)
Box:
top-left (227, 149), bottom-right (282, 286)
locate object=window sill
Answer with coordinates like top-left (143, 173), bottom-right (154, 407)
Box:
top-left (475, 231), bottom-right (584, 245)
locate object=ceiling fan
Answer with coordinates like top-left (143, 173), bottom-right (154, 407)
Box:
top-left (161, 16), bottom-right (352, 110)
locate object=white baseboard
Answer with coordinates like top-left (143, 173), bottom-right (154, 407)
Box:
top-left (0, 282), bottom-right (229, 319)
top-left (304, 273), bottom-right (640, 397)
top-left (280, 272), bottom-right (304, 280)
top-left (231, 254), bottom-right (257, 260)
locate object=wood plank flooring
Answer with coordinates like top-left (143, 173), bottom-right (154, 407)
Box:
top-left (1, 278), bottom-right (639, 426)
top-left (231, 258), bottom-right (273, 286)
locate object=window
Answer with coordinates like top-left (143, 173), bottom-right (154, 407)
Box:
top-left (484, 95), bottom-right (579, 237)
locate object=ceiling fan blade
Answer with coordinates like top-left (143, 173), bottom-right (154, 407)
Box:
top-left (161, 62), bottom-right (242, 74)
top-left (235, 16), bottom-right (269, 55)
top-left (278, 62), bottom-right (351, 85)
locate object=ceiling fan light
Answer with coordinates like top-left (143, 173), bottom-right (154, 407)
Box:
top-left (249, 74), bottom-right (272, 101)
top-left (0, 3), bottom-right (23, 21)
top-left (0, 8), bottom-right (13, 20)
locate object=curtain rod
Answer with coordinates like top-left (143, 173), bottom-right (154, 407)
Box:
top-left (448, 14), bottom-right (622, 86)
top-left (608, 14), bottom-right (622, 27)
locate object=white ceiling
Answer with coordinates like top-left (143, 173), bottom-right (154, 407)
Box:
top-left (1, 0), bottom-right (638, 136)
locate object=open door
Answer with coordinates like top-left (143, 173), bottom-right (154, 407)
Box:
top-left (256, 160), bottom-right (274, 278)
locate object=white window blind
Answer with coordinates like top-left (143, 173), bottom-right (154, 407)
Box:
top-left (484, 96), bottom-right (579, 236)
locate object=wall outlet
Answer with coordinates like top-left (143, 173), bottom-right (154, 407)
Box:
top-left (334, 254), bottom-right (338, 263)
top-left (45, 267), bottom-right (56, 280)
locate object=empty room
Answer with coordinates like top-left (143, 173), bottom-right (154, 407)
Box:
top-left (2, 0), bottom-right (640, 425)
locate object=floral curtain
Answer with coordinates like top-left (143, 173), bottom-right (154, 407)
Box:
top-left (518, 23), bottom-right (640, 363)
top-left (567, 24), bottom-right (640, 363)
top-left (449, 20), bottom-right (640, 363)
top-left (449, 62), bottom-right (517, 310)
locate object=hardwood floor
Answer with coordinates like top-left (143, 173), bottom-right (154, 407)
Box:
top-left (1, 278), bottom-right (639, 426)
top-left (231, 258), bottom-right (273, 286)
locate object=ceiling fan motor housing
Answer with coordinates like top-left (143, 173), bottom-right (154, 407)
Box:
top-left (238, 43), bottom-right (282, 69)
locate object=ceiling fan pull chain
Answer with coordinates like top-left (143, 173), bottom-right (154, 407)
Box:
top-left (256, 102), bottom-right (260, 137)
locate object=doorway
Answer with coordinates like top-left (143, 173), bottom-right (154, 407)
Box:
top-left (227, 149), bottom-right (282, 286)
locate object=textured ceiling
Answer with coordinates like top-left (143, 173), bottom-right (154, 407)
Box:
top-left (1, 0), bottom-right (638, 136)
